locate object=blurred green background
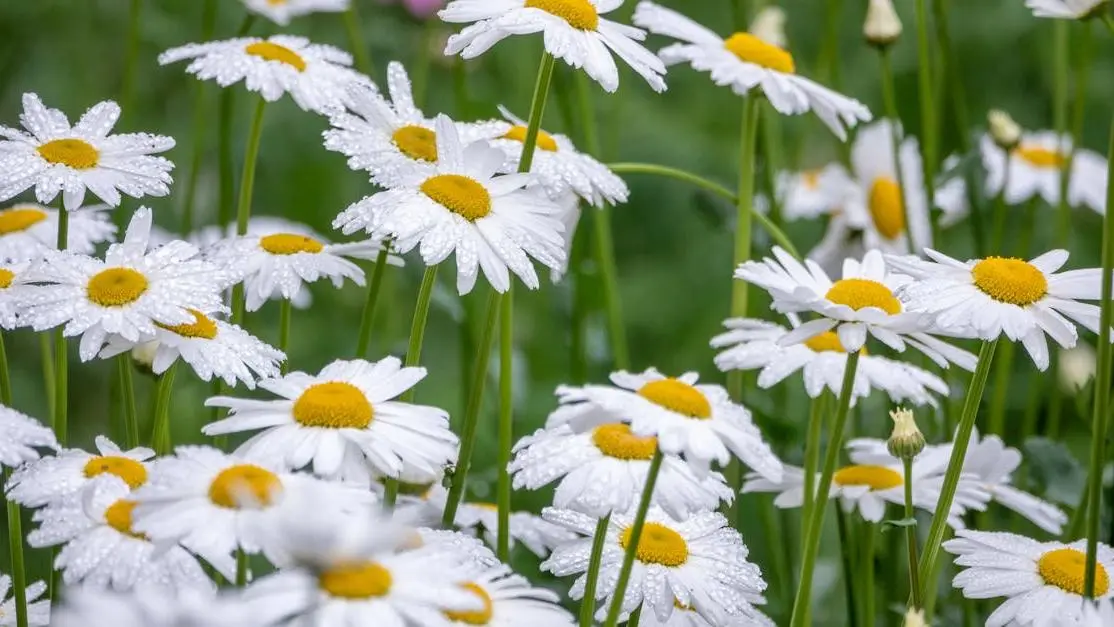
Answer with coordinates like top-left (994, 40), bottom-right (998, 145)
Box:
top-left (1, 0), bottom-right (1111, 623)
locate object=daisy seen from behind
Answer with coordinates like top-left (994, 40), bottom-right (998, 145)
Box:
top-left (633, 1), bottom-right (871, 139)
top-left (243, 0), bottom-right (349, 25)
top-left (439, 0), bottom-right (667, 94)
top-left (0, 203), bottom-right (115, 259)
top-left (0, 94), bottom-right (175, 210)
top-left (980, 131), bottom-right (1108, 215)
top-left (1025, 0), bottom-right (1108, 20)
top-left (6, 435), bottom-right (150, 509)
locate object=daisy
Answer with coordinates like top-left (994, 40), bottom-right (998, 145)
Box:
top-left (439, 0), bottom-right (667, 94)
top-left (444, 563), bottom-right (576, 627)
top-left (542, 506), bottom-right (771, 624)
top-left (847, 120), bottom-right (931, 253)
top-left (888, 248), bottom-right (1103, 370)
top-left (0, 575), bottom-right (49, 627)
top-left (945, 529), bottom-right (1114, 626)
top-left (12, 208), bottom-right (228, 361)
top-left (1025, 0), bottom-right (1108, 20)
top-left (0, 260), bottom-right (28, 330)
top-left (776, 164), bottom-right (856, 221)
top-left (243, 0), bottom-right (349, 25)
top-left (159, 36), bottom-right (372, 114)
top-left (509, 423), bottom-right (734, 519)
top-left (204, 357), bottom-right (459, 485)
top-left (6, 435), bottom-right (151, 509)
top-left (0, 94), bottom-right (175, 210)
top-left (415, 528), bottom-right (503, 569)
top-left (981, 131), bottom-right (1108, 214)
top-left (27, 475), bottom-right (217, 592)
top-left (960, 432), bottom-right (1068, 535)
top-left (711, 316), bottom-right (962, 407)
top-left (334, 116), bottom-right (566, 294)
top-left (549, 368), bottom-right (782, 478)
top-left (53, 587), bottom-right (266, 627)
top-left (0, 405), bottom-right (58, 470)
top-left (633, 2), bottom-right (870, 139)
top-left (0, 203), bottom-right (115, 259)
top-left (641, 603), bottom-right (774, 627)
top-left (935, 155), bottom-right (970, 228)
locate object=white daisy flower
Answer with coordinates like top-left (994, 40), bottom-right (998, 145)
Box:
top-left (159, 36), bottom-right (372, 114)
top-left (445, 563), bottom-right (576, 627)
top-left (935, 155), bottom-right (970, 228)
top-left (981, 132), bottom-right (1108, 215)
top-left (204, 357), bottom-right (459, 485)
top-left (27, 476), bottom-right (216, 592)
top-left (509, 423), bottom-right (733, 519)
top-left (711, 316), bottom-right (963, 407)
top-left (0, 259), bottom-right (29, 330)
top-left (776, 164), bottom-right (856, 221)
top-left (0, 93), bottom-right (175, 210)
top-left (243, 0), bottom-right (349, 25)
top-left (542, 506), bottom-right (771, 625)
top-left (12, 208), bottom-right (228, 361)
top-left (440, 0), bottom-right (667, 94)
top-left (6, 435), bottom-right (151, 509)
top-left (0, 575), bottom-right (50, 626)
top-left (0, 405), bottom-right (57, 470)
top-left (1025, 0), bottom-right (1108, 20)
top-left (888, 248), bottom-right (1103, 370)
top-left (1083, 599), bottom-right (1114, 626)
top-left (960, 432), bottom-right (1068, 535)
top-left (847, 119), bottom-right (931, 254)
top-left (632, 1), bottom-right (871, 139)
top-left (0, 203), bottom-right (115, 260)
top-left (53, 587), bottom-right (265, 627)
top-left (415, 528), bottom-right (503, 569)
top-left (334, 116), bottom-right (567, 294)
top-left (549, 368), bottom-right (782, 478)
top-left (945, 529), bottom-right (1114, 626)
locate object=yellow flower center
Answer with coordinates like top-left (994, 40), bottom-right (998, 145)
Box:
top-left (1037, 548), bottom-right (1109, 596)
top-left (825, 278), bottom-right (902, 315)
top-left (723, 32), bottom-right (796, 73)
top-left (971, 257), bottom-right (1048, 306)
top-left (868, 176), bottom-right (906, 240)
top-left (37, 138), bottom-right (100, 170)
top-left (266, 0), bottom-right (288, 5)
top-left (523, 0), bottom-right (599, 30)
top-left (208, 464), bottom-right (282, 509)
top-left (619, 522), bottom-right (689, 567)
top-left (832, 465), bottom-right (903, 490)
top-left (82, 456), bottom-right (148, 489)
top-left (804, 331), bottom-right (848, 353)
top-left (156, 309), bottom-right (218, 339)
top-left (637, 378), bottom-right (711, 419)
top-left (319, 562), bottom-right (393, 599)
top-left (292, 382), bottom-right (373, 429)
top-left (245, 41), bottom-right (307, 72)
top-left (0, 207), bottom-right (48, 235)
top-left (443, 583), bottom-right (494, 624)
top-left (259, 233), bottom-right (325, 255)
top-left (1013, 144), bottom-right (1065, 169)
top-left (392, 125), bottom-right (439, 162)
top-left (592, 423), bottom-right (657, 461)
top-left (86, 268), bottom-right (149, 307)
top-left (502, 126), bottom-right (559, 152)
top-left (420, 174), bottom-right (492, 221)
top-left (104, 500), bottom-right (147, 540)
top-left (0, 269), bottom-right (12, 290)
top-left (802, 169), bottom-right (821, 190)
top-left (471, 502), bottom-right (499, 512)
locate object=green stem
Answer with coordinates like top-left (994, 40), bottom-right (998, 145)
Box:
top-left (355, 245), bottom-right (392, 358)
top-left (861, 521), bottom-right (876, 626)
top-left (1053, 20), bottom-right (1071, 248)
top-left (836, 508), bottom-right (860, 627)
top-left (278, 299), bottom-right (291, 374)
top-left (0, 332), bottom-right (10, 406)
top-left (218, 91), bottom-right (235, 228)
top-left (879, 49), bottom-right (914, 247)
top-left (986, 341), bottom-right (1015, 439)
top-left (236, 548), bottom-right (248, 587)
top-left (118, 355), bottom-right (139, 449)
top-left (231, 98), bottom-right (267, 326)
top-left (496, 286), bottom-right (513, 562)
top-left (342, 1), bottom-right (373, 77)
top-left (150, 362), bottom-right (178, 455)
top-left (181, 0), bottom-right (218, 234)
top-left (914, 0), bottom-right (937, 224)
top-left (53, 316), bottom-right (67, 444)
top-left (917, 339), bottom-right (999, 604)
top-left (931, 0), bottom-right (969, 152)
top-left (602, 450), bottom-right (664, 627)
top-left (904, 457), bottom-right (923, 609)
top-left (39, 334), bottom-right (54, 420)
top-left (802, 393), bottom-right (828, 536)
top-left (578, 514), bottom-right (611, 627)
top-left (120, 0), bottom-right (143, 116)
top-left (730, 97), bottom-right (761, 324)
top-left (789, 350), bottom-right (862, 627)
top-left (4, 469), bottom-right (27, 627)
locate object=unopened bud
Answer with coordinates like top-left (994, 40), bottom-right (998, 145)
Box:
top-left (864, 0), bottom-right (903, 48)
top-left (988, 110), bottom-right (1022, 150)
top-left (1059, 343), bottom-right (1097, 394)
top-left (749, 7), bottom-right (788, 48)
top-left (130, 341), bottom-right (159, 376)
top-left (902, 607), bottom-right (927, 627)
top-left (887, 408), bottom-right (925, 460)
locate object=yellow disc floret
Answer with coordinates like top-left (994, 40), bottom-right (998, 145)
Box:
top-left (245, 41), bottom-right (307, 72)
top-left (157, 309), bottom-right (219, 339)
top-left (502, 126), bottom-right (559, 152)
top-left (83, 456), bottom-right (148, 489)
top-left (825, 278), bottom-right (902, 315)
top-left (723, 32), bottom-right (796, 73)
top-left (37, 138), bottom-right (100, 169)
top-left (592, 423), bottom-right (657, 461)
top-left (260, 233), bottom-right (325, 255)
top-left (832, 465), bottom-right (903, 491)
top-left (971, 257), bottom-right (1048, 306)
top-left (1013, 145), bottom-right (1065, 169)
top-left (104, 499), bottom-right (147, 540)
top-left (86, 268), bottom-right (149, 307)
top-left (0, 269), bottom-right (13, 290)
top-left (319, 562), bottom-right (393, 599)
top-left (392, 125), bottom-right (439, 162)
top-left (868, 177), bottom-right (906, 240)
top-left (292, 381), bottom-right (373, 429)
top-left (637, 378), bottom-right (712, 419)
top-left (619, 522), bottom-right (689, 567)
top-left (208, 464), bottom-right (282, 509)
top-left (1037, 548), bottom-right (1109, 596)
top-left (523, 0), bottom-right (599, 30)
top-left (0, 207), bottom-right (48, 235)
top-left (443, 583), bottom-right (495, 624)
top-left (804, 331), bottom-right (847, 353)
top-left (420, 174), bottom-right (493, 221)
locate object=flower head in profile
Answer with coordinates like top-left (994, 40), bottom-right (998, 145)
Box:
top-left (440, 0), bottom-right (667, 93)
top-left (633, 2), bottom-right (870, 139)
top-left (242, 0), bottom-right (349, 25)
top-left (6, 435), bottom-right (150, 509)
top-left (980, 131), bottom-right (1108, 215)
top-left (0, 405), bottom-right (58, 470)
top-left (0, 94), bottom-right (175, 210)
top-left (1025, 0), bottom-right (1108, 20)
top-left (0, 203), bottom-right (115, 259)
top-left (776, 164), bottom-right (856, 222)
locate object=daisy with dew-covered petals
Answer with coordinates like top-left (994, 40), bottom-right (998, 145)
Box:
top-left (640, 603), bottom-right (774, 627)
top-left (542, 506), bottom-right (772, 625)
top-left (159, 36), bottom-right (372, 114)
top-left (980, 131), bottom-right (1108, 215)
top-left (53, 587), bottom-right (266, 627)
top-left (776, 164), bottom-right (856, 222)
top-left (633, 2), bottom-right (870, 140)
top-left (334, 116), bottom-right (567, 294)
top-left (1025, 0), bottom-right (1108, 19)
top-left (0, 203), bottom-right (115, 259)
top-left (888, 248), bottom-right (1104, 370)
top-left (6, 435), bottom-right (150, 509)
top-left (439, 0), bottom-right (667, 94)
top-left (0, 405), bottom-right (58, 470)
top-left (445, 562), bottom-right (577, 627)
top-left (0, 94), bottom-right (175, 211)
top-left (945, 529), bottom-right (1114, 626)
top-left (204, 357), bottom-right (458, 485)
top-left (0, 574), bottom-right (50, 626)
top-left (12, 208), bottom-right (228, 361)
top-left (243, 0), bottom-right (349, 25)
top-left (0, 259), bottom-right (26, 330)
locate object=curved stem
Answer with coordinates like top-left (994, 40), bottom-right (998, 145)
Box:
top-left (496, 288), bottom-right (513, 562)
top-left (578, 514), bottom-right (611, 627)
top-left (118, 355), bottom-right (139, 449)
top-left (150, 362), bottom-right (178, 455)
top-left (602, 450), bottom-right (664, 627)
top-left (904, 457), bottom-right (924, 609)
top-left (355, 245), bottom-right (392, 358)
top-left (5, 469), bottom-right (27, 627)
top-left (230, 98), bottom-right (267, 326)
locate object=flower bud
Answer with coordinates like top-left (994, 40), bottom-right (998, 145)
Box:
top-left (864, 0), bottom-right (903, 49)
top-left (988, 109), bottom-right (1022, 151)
top-left (902, 607), bottom-right (927, 627)
top-left (887, 407), bottom-right (925, 460)
top-left (749, 6), bottom-right (788, 48)
top-left (1059, 342), bottom-right (1097, 394)
top-left (130, 340), bottom-right (159, 376)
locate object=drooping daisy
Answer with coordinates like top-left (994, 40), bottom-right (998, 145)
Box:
top-left (159, 36), bottom-right (372, 114)
top-left (0, 259), bottom-right (26, 329)
top-left (445, 563), bottom-right (576, 627)
top-left (334, 116), bottom-right (566, 294)
top-left (776, 164), bottom-right (856, 221)
top-left (439, 0), bottom-right (667, 94)
top-left (6, 435), bottom-right (151, 509)
top-left (0, 203), bottom-right (115, 259)
top-left (53, 587), bottom-right (267, 627)
top-left (0, 405), bottom-right (57, 470)
top-left (204, 357), bottom-right (459, 485)
top-left (888, 248), bottom-right (1102, 370)
top-left (542, 506), bottom-right (771, 625)
top-left (980, 131), bottom-right (1108, 215)
top-left (633, 2), bottom-right (870, 139)
top-left (509, 423), bottom-right (733, 519)
top-left (959, 432), bottom-right (1068, 535)
top-left (1025, 0), bottom-right (1108, 20)
top-left (13, 208), bottom-right (228, 361)
top-left (549, 368), bottom-right (782, 478)
top-left (0, 575), bottom-right (50, 626)
top-left (945, 529), bottom-right (1114, 626)
top-left (243, 0), bottom-right (349, 25)
top-left (0, 94), bottom-right (175, 210)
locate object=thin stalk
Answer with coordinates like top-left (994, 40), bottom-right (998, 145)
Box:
top-left (150, 362), bottom-right (178, 455)
top-left (569, 220), bottom-right (591, 384)
top-left (879, 49), bottom-right (914, 243)
top-left (39, 334), bottom-right (54, 419)
top-left (904, 457), bottom-right (923, 609)
top-left (1053, 20), bottom-right (1071, 247)
top-left (802, 394), bottom-right (828, 536)
top-left (914, 0), bottom-right (938, 225)
top-left (355, 245), bottom-right (392, 358)
top-left (236, 549), bottom-right (248, 587)
top-left (120, 0), bottom-right (143, 116)
top-left (181, 0), bottom-right (218, 234)
top-left (986, 341), bottom-right (1015, 439)
top-left (4, 469), bottom-right (27, 627)
top-left (118, 355), bottom-right (139, 449)
top-left (729, 97), bottom-right (761, 326)
top-left (932, 0), bottom-right (969, 152)
top-left (836, 508), bottom-right (860, 627)
top-left (789, 350), bottom-right (862, 627)
top-left (496, 286), bottom-right (513, 562)
top-left (217, 14), bottom-right (258, 230)
top-left (342, 0), bottom-right (373, 77)
top-left (0, 332), bottom-right (10, 405)
top-left (917, 339), bottom-right (1000, 604)
top-left (278, 299), bottom-right (291, 374)
top-left (602, 450), bottom-right (664, 627)
top-left (1059, 23), bottom-right (1094, 247)
top-left (861, 521), bottom-right (876, 626)
top-left (578, 514), bottom-right (611, 627)
top-left (231, 98), bottom-right (267, 326)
